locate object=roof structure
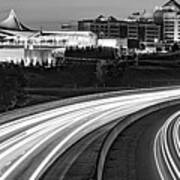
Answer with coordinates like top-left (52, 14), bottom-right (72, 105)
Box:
top-left (0, 29), bottom-right (36, 38)
top-left (163, 0), bottom-right (180, 10)
top-left (128, 10), bottom-right (153, 22)
top-left (0, 9), bottom-right (35, 31)
top-left (95, 15), bottom-right (118, 22)
top-left (33, 31), bottom-right (97, 38)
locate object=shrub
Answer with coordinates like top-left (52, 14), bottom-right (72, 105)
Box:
top-left (0, 65), bottom-right (27, 112)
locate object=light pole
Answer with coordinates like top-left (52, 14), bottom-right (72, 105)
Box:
top-left (154, 38), bottom-right (158, 53)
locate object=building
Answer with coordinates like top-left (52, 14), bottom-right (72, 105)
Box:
top-left (79, 0), bottom-right (180, 47)
top-left (0, 48), bottom-right (24, 63)
top-left (78, 15), bottom-right (161, 48)
top-left (78, 20), bottom-right (93, 31)
top-left (163, 11), bottom-right (180, 43)
top-left (138, 22), bottom-right (161, 46)
top-left (0, 10), bottom-right (97, 49)
top-left (29, 31), bottom-right (97, 48)
top-left (98, 38), bottom-right (128, 49)
top-left (0, 10), bottom-right (97, 65)
top-left (0, 9), bottom-right (36, 32)
top-left (78, 15), bottom-right (128, 38)
top-left (154, 0), bottom-right (180, 45)
top-left (60, 23), bottom-right (78, 31)
top-left (127, 22), bottom-right (139, 40)
top-left (24, 48), bottom-right (55, 66)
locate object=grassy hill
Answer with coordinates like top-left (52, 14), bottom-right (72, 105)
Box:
top-left (1, 61), bottom-right (180, 109)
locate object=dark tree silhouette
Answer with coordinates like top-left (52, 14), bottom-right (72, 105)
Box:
top-left (172, 42), bottom-right (179, 52)
top-left (0, 66), bottom-right (27, 112)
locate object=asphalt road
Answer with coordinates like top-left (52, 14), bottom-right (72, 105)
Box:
top-left (136, 105), bottom-right (180, 180)
top-left (40, 105), bottom-right (180, 180)
top-left (0, 87), bottom-right (180, 179)
top-left (153, 110), bottom-right (180, 180)
top-left (101, 105), bottom-right (180, 180)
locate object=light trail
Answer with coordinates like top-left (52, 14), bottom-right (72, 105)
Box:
top-left (0, 87), bottom-right (180, 179)
top-left (154, 112), bottom-right (180, 180)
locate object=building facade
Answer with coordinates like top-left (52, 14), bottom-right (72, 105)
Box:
top-left (78, 15), bottom-right (161, 48)
top-left (78, 15), bottom-right (128, 38)
top-left (163, 11), bottom-right (180, 43)
top-left (154, 0), bottom-right (180, 45)
top-left (79, 0), bottom-right (180, 47)
top-left (0, 10), bottom-right (98, 65)
top-left (28, 31), bottom-right (97, 48)
top-left (0, 10), bottom-right (98, 49)
top-left (138, 22), bottom-right (161, 46)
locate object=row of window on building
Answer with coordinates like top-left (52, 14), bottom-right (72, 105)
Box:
top-left (78, 0), bottom-right (180, 48)
top-left (78, 18), bottom-right (160, 47)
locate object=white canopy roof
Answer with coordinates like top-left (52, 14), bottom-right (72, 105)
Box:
top-left (0, 9), bottom-right (35, 31)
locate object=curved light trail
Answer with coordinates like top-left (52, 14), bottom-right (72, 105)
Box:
top-left (154, 111), bottom-right (180, 180)
top-left (0, 87), bottom-right (180, 179)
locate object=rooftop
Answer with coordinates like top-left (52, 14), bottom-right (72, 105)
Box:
top-left (163, 0), bottom-right (180, 10)
top-left (0, 9), bottom-right (36, 31)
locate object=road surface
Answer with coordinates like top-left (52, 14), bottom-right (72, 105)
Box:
top-left (0, 87), bottom-right (180, 179)
top-left (154, 110), bottom-right (180, 180)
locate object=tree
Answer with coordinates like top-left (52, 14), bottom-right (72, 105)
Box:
top-left (96, 60), bottom-right (107, 87)
top-left (20, 59), bottom-right (25, 68)
top-left (171, 42), bottom-right (179, 52)
top-left (0, 66), bottom-right (27, 112)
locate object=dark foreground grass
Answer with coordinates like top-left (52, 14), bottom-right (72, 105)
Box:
top-left (24, 63), bottom-right (97, 88)
top-left (21, 64), bottom-right (180, 107)
top-left (120, 66), bottom-right (180, 88)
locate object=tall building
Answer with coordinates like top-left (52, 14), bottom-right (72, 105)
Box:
top-left (78, 0), bottom-right (180, 47)
top-left (163, 11), bottom-right (180, 43)
top-left (154, 0), bottom-right (180, 45)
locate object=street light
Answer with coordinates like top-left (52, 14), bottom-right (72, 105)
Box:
top-left (154, 38), bottom-right (159, 52)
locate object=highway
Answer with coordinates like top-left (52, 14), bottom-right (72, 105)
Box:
top-left (154, 111), bottom-right (180, 180)
top-left (0, 87), bottom-right (180, 179)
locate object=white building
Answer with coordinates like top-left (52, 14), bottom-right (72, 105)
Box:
top-left (29, 31), bottom-right (97, 48)
top-left (163, 11), bottom-right (180, 43)
top-left (0, 48), bottom-right (24, 63)
top-left (98, 38), bottom-right (128, 49)
top-left (0, 10), bottom-right (97, 64)
top-left (0, 10), bottom-right (97, 49)
top-left (154, 0), bottom-right (180, 44)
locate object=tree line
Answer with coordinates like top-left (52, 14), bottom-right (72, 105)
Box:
top-left (0, 63), bottom-right (27, 112)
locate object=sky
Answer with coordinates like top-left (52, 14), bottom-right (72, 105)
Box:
top-left (0, 0), bottom-right (168, 24)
